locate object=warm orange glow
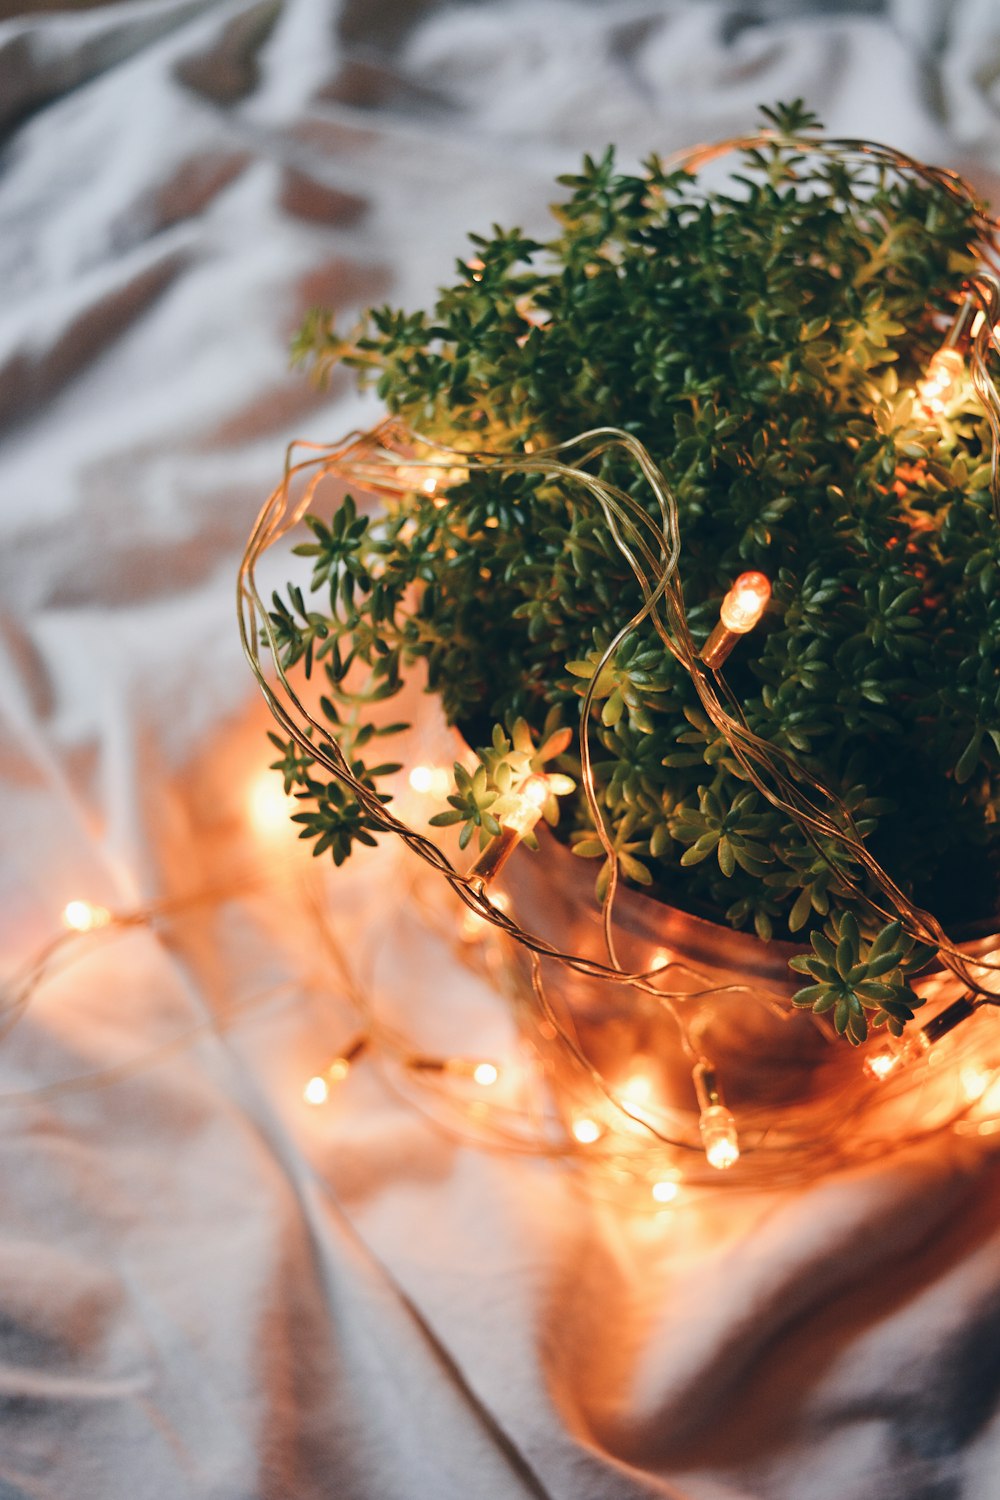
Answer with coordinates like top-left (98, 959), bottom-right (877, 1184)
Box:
top-left (571, 1116), bottom-right (603, 1145)
top-left (701, 572), bottom-right (772, 668)
top-left (863, 1049), bottom-right (899, 1082)
top-left (500, 776), bottom-right (549, 837)
top-left (248, 771), bottom-right (296, 837)
top-left (459, 890), bottom-right (510, 942)
top-left (651, 1178), bottom-right (679, 1204)
top-left (62, 900), bottom-right (111, 933)
top-left (961, 1066), bottom-right (991, 1103)
top-left (621, 1072), bottom-right (654, 1106)
top-left (719, 572), bottom-right (771, 634)
top-left (472, 1062), bottom-right (499, 1087)
top-left (303, 1075), bottom-right (330, 1106)
top-left (409, 765), bottom-right (451, 798)
top-left (917, 346), bottom-right (964, 417)
top-left (699, 1103), bottom-right (740, 1170)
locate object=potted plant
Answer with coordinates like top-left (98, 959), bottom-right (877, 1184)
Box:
top-left (255, 102), bottom-right (1000, 1075)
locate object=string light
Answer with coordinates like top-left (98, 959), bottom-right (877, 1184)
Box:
top-left (571, 1115), bottom-right (604, 1145)
top-left (248, 771), bottom-right (296, 837)
top-left (961, 1066), bottom-right (991, 1103)
top-left (651, 1178), bottom-right (679, 1205)
top-left (62, 900), bottom-right (111, 933)
top-left (408, 1054), bottom-right (501, 1085)
top-left (917, 347), bottom-right (965, 417)
top-left (863, 995), bottom-right (979, 1081)
top-left (468, 774), bottom-right (552, 886)
top-left (693, 1061), bottom-right (740, 1171)
top-left (699, 572), bottom-right (772, 670)
top-left (303, 1035), bottom-right (370, 1104)
top-left (409, 765), bottom-right (452, 798)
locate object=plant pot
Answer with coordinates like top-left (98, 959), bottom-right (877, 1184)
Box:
top-left (490, 829), bottom-right (1000, 1181)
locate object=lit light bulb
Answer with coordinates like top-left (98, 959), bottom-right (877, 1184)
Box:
top-left (865, 995), bottom-right (978, 1082)
top-left (468, 774), bottom-right (553, 885)
top-left (62, 900), bottom-right (111, 933)
top-left (410, 1055), bottom-right (501, 1086)
top-left (459, 889), bottom-right (510, 942)
top-left (651, 1178), bottom-right (679, 1204)
top-left (693, 1061), bottom-right (740, 1171)
top-left (863, 1048), bottom-right (900, 1082)
top-left (409, 765), bottom-right (452, 798)
top-left (466, 257), bottom-right (485, 282)
top-left (700, 572), bottom-right (771, 670)
top-left (649, 947), bottom-right (671, 973)
top-left (248, 771), bottom-right (296, 837)
top-left (303, 1075), bottom-right (330, 1106)
top-left (961, 1066), bottom-right (991, 1103)
top-left (621, 1071), bottom-right (654, 1106)
top-left (700, 1106), bottom-right (740, 1170)
top-left (304, 1036), bottom-right (369, 1104)
top-left (720, 572), bottom-right (771, 633)
top-left (916, 347), bottom-right (964, 417)
top-left (571, 1116), bottom-right (603, 1145)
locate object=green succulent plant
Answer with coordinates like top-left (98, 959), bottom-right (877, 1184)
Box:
top-left (268, 101), bottom-right (1000, 1043)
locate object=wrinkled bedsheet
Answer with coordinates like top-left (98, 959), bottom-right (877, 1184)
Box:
top-left (3, 2), bottom-right (1000, 1497)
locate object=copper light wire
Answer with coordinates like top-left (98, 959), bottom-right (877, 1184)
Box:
top-left (237, 129), bottom-right (1000, 1183)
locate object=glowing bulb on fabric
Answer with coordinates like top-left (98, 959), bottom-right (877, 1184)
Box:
top-left (305, 1037), bottom-right (369, 1103)
top-left (472, 1062), bottom-right (499, 1087)
top-left (572, 1117), bottom-right (603, 1145)
top-left (62, 900), bottom-right (111, 933)
top-left (651, 1178), bottom-right (679, 1204)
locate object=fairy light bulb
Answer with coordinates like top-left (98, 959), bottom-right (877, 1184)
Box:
top-left (409, 764), bottom-right (451, 798)
top-left (917, 347), bottom-right (964, 417)
top-left (651, 1178), bottom-right (679, 1205)
top-left (62, 900), bottom-right (111, 933)
top-left (693, 1061), bottom-right (740, 1171)
top-left (863, 1048), bottom-right (900, 1082)
top-left (468, 774), bottom-right (552, 885)
top-left (700, 572), bottom-right (771, 670)
top-left (304, 1035), bottom-right (368, 1104)
top-left (303, 1075), bottom-right (330, 1106)
top-left (459, 889), bottom-right (510, 943)
top-left (571, 1116), bottom-right (603, 1145)
top-left (961, 1067), bottom-right (991, 1103)
top-left (409, 1055), bottom-right (501, 1085)
top-left (248, 771), bottom-right (295, 837)
top-left (864, 995), bottom-right (977, 1082)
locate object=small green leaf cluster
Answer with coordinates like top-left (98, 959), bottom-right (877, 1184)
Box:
top-left (789, 916), bottom-right (934, 1044)
top-left (428, 714), bottom-right (575, 852)
top-left (272, 103), bottom-right (1000, 1019)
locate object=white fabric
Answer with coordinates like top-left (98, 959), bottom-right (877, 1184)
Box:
top-left (3, 2), bottom-right (1000, 1497)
